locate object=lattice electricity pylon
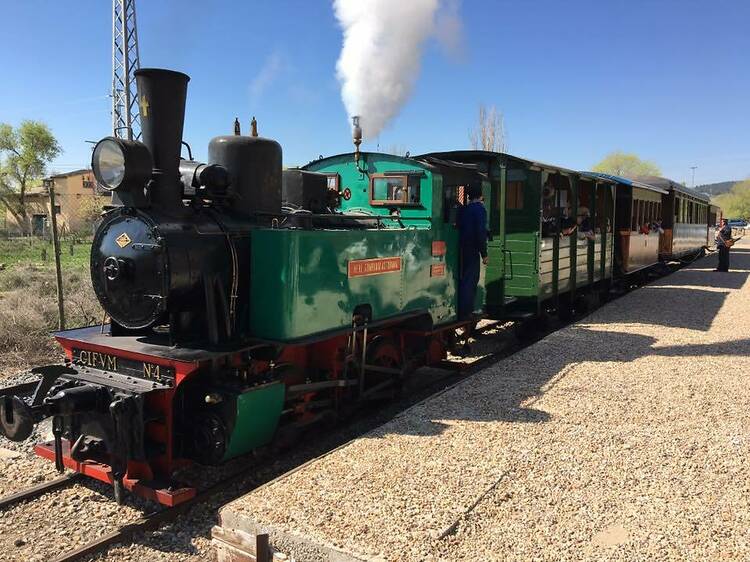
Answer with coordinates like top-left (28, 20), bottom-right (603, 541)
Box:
top-left (112, 0), bottom-right (141, 140)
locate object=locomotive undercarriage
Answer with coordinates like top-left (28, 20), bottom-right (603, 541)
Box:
top-left (0, 314), bottom-right (461, 506)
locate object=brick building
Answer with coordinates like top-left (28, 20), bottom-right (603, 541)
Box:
top-left (4, 169), bottom-right (107, 236)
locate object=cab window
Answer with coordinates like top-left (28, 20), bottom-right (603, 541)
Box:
top-left (370, 174), bottom-right (421, 206)
top-left (326, 174), bottom-right (340, 191)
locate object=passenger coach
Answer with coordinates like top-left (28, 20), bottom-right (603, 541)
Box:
top-left (420, 151), bottom-right (617, 319)
top-left (636, 176), bottom-right (713, 260)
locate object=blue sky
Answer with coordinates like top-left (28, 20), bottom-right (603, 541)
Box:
top-left (1, 0), bottom-right (748, 185)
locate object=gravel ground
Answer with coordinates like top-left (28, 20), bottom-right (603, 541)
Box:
top-left (217, 242), bottom-right (750, 561)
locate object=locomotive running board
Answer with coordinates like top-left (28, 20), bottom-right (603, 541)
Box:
top-left (34, 440), bottom-right (196, 507)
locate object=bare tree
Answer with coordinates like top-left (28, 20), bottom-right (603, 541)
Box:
top-left (469, 104), bottom-right (506, 153)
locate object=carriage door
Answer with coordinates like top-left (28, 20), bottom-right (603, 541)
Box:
top-left (484, 174), bottom-right (506, 317)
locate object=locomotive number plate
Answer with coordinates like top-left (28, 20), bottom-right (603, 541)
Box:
top-left (72, 348), bottom-right (175, 386)
top-left (348, 257), bottom-right (402, 278)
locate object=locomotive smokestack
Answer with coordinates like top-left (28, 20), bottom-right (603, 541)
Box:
top-left (135, 68), bottom-right (190, 210)
top-left (352, 115), bottom-right (362, 163)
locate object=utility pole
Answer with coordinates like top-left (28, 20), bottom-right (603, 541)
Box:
top-left (690, 166), bottom-right (697, 188)
top-left (112, 0), bottom-right (141, 140)
top-left (44, 179), bottom-right (65, 330)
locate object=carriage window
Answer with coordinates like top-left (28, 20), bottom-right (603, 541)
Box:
top-left (632, 199), bottom-right (645, 231)
top-left (541, 172), bottom-right (571, 237)
top-left (507, 181), bottom-right (524, 210)
top-left (370, 174), bottom-right (421, 206)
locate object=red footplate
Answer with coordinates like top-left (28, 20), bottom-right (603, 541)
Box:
top-left (34, 440), bottom-right (196, 507)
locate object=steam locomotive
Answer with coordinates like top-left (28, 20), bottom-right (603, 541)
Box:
top-left (0, 69), bottom-right (470, 506)
top-left (0, 68), bottom-right (717, 506)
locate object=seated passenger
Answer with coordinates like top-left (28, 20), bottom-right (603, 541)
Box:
top-left (650, 219), bottom-right (664, 234)
top-left (541, 216), bottom-right (556, 237)
top-left (576, 207), bottom-right (595, 240)
top-left (560, 206), bottom-right (577, 236)
top-left (639, 222), bottom-right (650, 235)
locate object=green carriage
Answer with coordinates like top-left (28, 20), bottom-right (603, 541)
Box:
top-left (421, 151), bottom-right (617, 318)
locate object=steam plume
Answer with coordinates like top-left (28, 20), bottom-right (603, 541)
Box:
top-left (333, 0), bottom-right (442, 140)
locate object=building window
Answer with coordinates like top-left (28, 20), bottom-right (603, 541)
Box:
top-left (370, 174), bottom-right (421, 206)
top-left (506, 180), bottom-right (524, 210)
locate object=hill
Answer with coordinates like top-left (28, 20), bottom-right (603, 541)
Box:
top-left (695, 180), bottom-right (738, 197)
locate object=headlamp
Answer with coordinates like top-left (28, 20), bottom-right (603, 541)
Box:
top-left (91, 137), bottom-right (152, 192)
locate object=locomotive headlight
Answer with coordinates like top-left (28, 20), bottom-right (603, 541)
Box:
top-left (92, 137), bottom-right (152, 192)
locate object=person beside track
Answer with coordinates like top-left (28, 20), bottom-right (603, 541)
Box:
top-left (715, 218), bottom-right (732, 272)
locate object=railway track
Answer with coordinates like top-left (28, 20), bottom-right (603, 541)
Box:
top-left (0, 474), bottom-right (79, 511)
top-left (0, 257), bottom-right (697, 562)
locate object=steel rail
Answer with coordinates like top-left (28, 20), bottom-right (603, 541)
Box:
top-left (0, 474), bottom-right (79, 510)
top-left (48, 461), bottom-right (264, 562)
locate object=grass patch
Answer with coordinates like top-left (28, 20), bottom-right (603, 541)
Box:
top-left (0, 240), bottom-right (100, 375)
top-left (0, 238), bottom-right (91, 271)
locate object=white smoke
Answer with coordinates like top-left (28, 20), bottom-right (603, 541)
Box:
top-left (333, 0), bottom-right (446, 140)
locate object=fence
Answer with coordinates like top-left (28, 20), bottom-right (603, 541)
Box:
top-left (0, 190), bottom-right (107, 241)
top-left (0, 187), bottom-right (103, 341)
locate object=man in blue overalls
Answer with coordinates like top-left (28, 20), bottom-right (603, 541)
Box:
top-left (458, 184), bottom-right (488, 322)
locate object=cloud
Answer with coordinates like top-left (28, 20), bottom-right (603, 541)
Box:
top-left (250, 51), bottom-right (285, 99)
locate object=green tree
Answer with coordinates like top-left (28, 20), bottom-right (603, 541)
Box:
top-left (592, 151), bottom-right (661, 178)
top-left (713, 179), bottom-right (750, 219)
top-left (0, 121), bottom-right (61, 234)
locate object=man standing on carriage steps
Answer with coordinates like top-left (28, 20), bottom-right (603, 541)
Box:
top-left (715, 218), bottom-right (732, 272)
top-left (458, 184), bottom-right (489, 322)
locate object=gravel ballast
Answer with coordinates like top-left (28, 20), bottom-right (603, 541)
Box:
top-left (214, 243), bottom-right (750, 561)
